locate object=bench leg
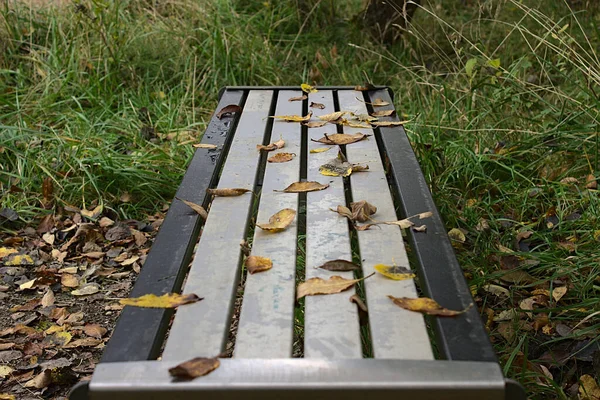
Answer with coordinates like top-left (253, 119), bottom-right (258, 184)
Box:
top-left (505, 379), bottom-right (527, 400)
top-left (69, 381), bottom-right (89, 400)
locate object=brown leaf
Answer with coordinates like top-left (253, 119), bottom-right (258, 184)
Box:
top-left (350, 113), bottom-right (378, 122)
top-left (177, 198), bottom-right (208, 219)
top-left (388, 296), bottom-right (471, 317)
top-left (288, 95), bottom-right (307, 102)
top-left (579, 374), bottom-right (600, 400)
top-left (271, 111), bottom-right (312, 122)
top-left (303, 121), bottom-right (328, 128)
top-left (42, 176), bottom-right (53, 207)
top-left (193, 143), bottom-right (217, 149)
top-left (316, 259), bottom-right (360, 271)
top-left (356, 97), bottom-right (390, 106)
top-left (245, 256), bottom-right (273, 274)
top-left (207, 188), bottom-right (251, 197)
top-left (585, 174), bottom-right (598, 189)
top-left (41, 290), bottom-right (55, 307)
top-left (240, 240), bottom-right (251, 257)
top-left (354, 83), bottom-right (375, 91)
top-left (256, 208), bottom-right (296, 232)
top-left (309, 102), bottom-right (325, 109)
top-left (317, 111), bottom-right (347, 122)
top-left (297, 273), bottom-right (374, 300)
top-left (309, 147), bottom-right (331, 153)
top-left (311, 133), bottom-right (369, 145)
top-left (370, 120), bottom-right (410, 127)
top-left (499, 270), bottom-right (536, 284)
top-left (267, 153), bottom-right (296, 163)
top-left (216, 104), bottom-right (242, 119)
top-left (552, 286), bottom-right (568, 302)
top-left (24, 370), bottom-right (51, 389)
top-left (120, 293), bottom-right (202, 308)
top-left (61, 274), bottom-right (80, 288)
top-left (350, 200), bottom-right (377, 222)
top-left (63, 337), bottom-right (103, 348)
top-left (83, 323), bottom-right (107, 339)
top-left (169, 357), bottom-right (220, 379)
top-left (81, 204), bottom-right (103, 220)
top-left (338, 119), bottom-right (372, 129)
top-left (257, 139), bottom-right (285, 152)
top-left (354, 223), bottom-right (379, 231)
top-left (71, 283), bottom-right (100, 296)
top-left (330, 205), bottom-right (353, 220)
top-left (351, 164), bottom-right (369, 172)
top-left (371, 110), bottom-right (395, 117)
top-left (37, 214), bottom-right (55, 234)
top-left (275, 181), bottom-right (329, 193)
top-left (349, 294), bottom-right (369, 326)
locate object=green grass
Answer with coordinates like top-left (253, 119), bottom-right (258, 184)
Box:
top-left (2, 0), bottom-right (600, 397)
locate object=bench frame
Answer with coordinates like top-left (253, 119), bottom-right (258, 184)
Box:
top-left (70, 86), bottom-right (526, 400)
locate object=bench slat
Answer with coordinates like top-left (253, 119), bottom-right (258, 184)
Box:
top-left (234, 90), bottom-right (302, 358)
top-left (338, 90), bottom-right (434, 359)
top-left (162, 90), bottom-right (274, 360)
top-left (304, 90), bottom-right (362, 359)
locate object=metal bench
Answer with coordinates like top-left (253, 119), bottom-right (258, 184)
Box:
top-left (70, 86), bottom-right (526, 400)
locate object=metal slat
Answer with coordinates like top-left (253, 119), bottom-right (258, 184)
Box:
top-left (337, 90), bottom-right (433, 359)
top-left (303, 90), bottom-right (362, 359)
top-left (234, 90), bottom-right (302, 358)
top-left (101, 89), bottom-right (245, 363)
top-left (161, 90), bottom-right (274, 360)
top-left (365, 89), bottom-right (498, 362)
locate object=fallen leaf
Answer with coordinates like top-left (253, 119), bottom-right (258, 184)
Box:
top-left (63, 337), bottom-right (103, 348)
top-left (71, 283), bottom-right (100, 296)
top-left (330, 205), bottom-right (353, 220)
top-left (350, 113), bottom-right (378, 122)
top-left (560, 176), bottom-right (578, 184)
top-left (5, 254), bottom-right (34, 266)
top-left (317, 111), bottom-right (346, 122)
top-left (356, 97), bottom-right (390, 106)
top-left (0, 366), bottom-right (14, 378)
top-left (349, 294), bottom-right (369, 326)
top-left (354, 223), bottom-right (379, 231)
top-left (18, 279), bottom-right (36, 290)
top-left (316, 259), bottom-right (360, 271)
top-left (483, 284), bottom-right (510, 297)
top-left (309, 102), bottom-right (325, 109)
top-left (240, 240), bottom-right (251, 257)
top-left (0, 394), bottom-right (15, 400)
top-left (245, 256), bottom-right (273, 274)
top-left (288, 95), bottom-right (307, 102)
top-left (42, 232), bottom-right (55, 245)
top-left (83, 324), bottom-right (107, 339)
top-left (579, 374), bottom-right (600, 400)
top-left (301, 83), bottom-right (317, 93)
top-left (169, 357), bottom-right (220, 379)
top-left (371, 110), bottom-right (395, 117)
top-left (275, 181), bottom-right (329, 193)
top-left (412, 225), bottom-right (427, 232)
top-left (120, 293), bottom-right (203, 308)
top-left (350, 200), bottom-right (377, 222)
top-left (216, 104), bottom-right (242, 119)
top-left (448, 228), bottom-right (466, 243)
top-left (389, 296), bottom-right (471, 317)
top-left (271, 111), bottom-right (312, 122)
top-left (207, 188), bottom-right (251, 197)
top-left (41, 290), bottom-right (55, 307)
top-left (297, 273), bottom-right (374, 300)
top-left (0, 247), bottom-right (17, 258)
top-left (499, 270), bottom-right (536, 284)
top-left (268, 152), bottom-right (295, 163)
top-left (257, 139), bottom-right (285, 152)
top-left (177, 198), bottom-right (208, 219)
top-left (193, 143), bottom-right (217, 149)
top-left (351, 164), bottom-right (369, 172)
top-left (81, 204), bottom-right (103, 220)
top-left (354, 83), bottom-right (375, 91)
top-left (311, 133), bottom-right (369, 145)
top-left (24, 370), bottom-right (51, 389)
top-left (61, 274), bottom-right (80, 288)
top-left (0, 208), bottom-right (18, 221)
top-left (374, 264), bottom-right (415, 280)
top-left (370, 120), bottom-right (411, 127)
top-left (43, 331), bottom-right (72, 347)
top-left (319, 156), bottom-right (353, 177)
top-left (303, 121), bottom-right (328, 128)
top-left (256, 208), bottom-right (296, 232)
top-left (585, 174), bottom-right (597, 189)
top-left (552, 286), bottom-right (568, 302)
top-left (309, 147), bottom-right (331, 153)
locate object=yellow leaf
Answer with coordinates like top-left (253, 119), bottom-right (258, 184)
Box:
top-left (257, 139), bottom-right (285, 152)
top-left (270, 111), bottom-right (312, 122)
top-left (288, 95), bottom-right (307, 102)
top-left (448, 228), bottom-right (466, 243)
top-left (311, 133), bottom-right (369, 145)
top-left (267, 152), bottom-right (295, 163)
top-left (81, 204), bottom-right (103, 220)
top-left (207, 188), bottom-right (251, 197)
top-left (256, 208), bottom-right (296, 232)
top-left (309, 147), bottom-right (331, 153)
top-left (5, 254), bottom-right (33, 266)
top-left (552, 286), bottom-right (568, 302)
top-left (120, 293), bottom-right (203, 308)
top-left (245, 256), bottom-right (273, 274)
top-left (0, 247), bottom-right (17, 258)
top-left (44, 331), bottom-right (72, 347)
top-left (169, 357), bottom-right (220, 379)
top-left (371, 110), bottom-right (395, 117)
top-left (370, 120), bottom-right (411, 127)
top-left (0, 393), bottom-right (16, 400)
top-left (356, 97), bottom-right (390, 107)
top-left (579, 374), bottom-right (600, 400)
top-left (193, 143), bottom-right (217, 149)
top-left (301, 83), bottom-right (318, 93)
top-left (319, 157), bottom-right (353, 177)
top-left (275, 181), bottom-right (329, 193)
top-left (303, 121), bottom-right (328, 128)
top-left (317, 111), bottom-right (346, 121)
top-left (177, 198), bottom-right (208, 219)
top-left (388, 296), bottom-right (471, 317)
top-left (374, 264), bottom-right (415, 280)
top-left (297, 273), bottom-right (374, 300)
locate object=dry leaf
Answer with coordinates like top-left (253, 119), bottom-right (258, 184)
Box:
top-left (448, 228), bottom-right (466, 243)
top-left (319, 156), bottom-right (353, 177)
top-left (120, 293), bottom-right (202, 308)
top-left (169, 357), bottom-right (220, 379)
top-left (275, 181), bottom-right (329, 193)
top-left (271, 111), bottom-right (312, 122)
top-left (330, 205), bottom-right (353, 220)
top-left (349, 294), bottom-right (369, 326)
top-left (256, 208), bottom-right (296, 232)
top-left (83, 323), bottom-right (107, 339)
top-left (354, 83), bottom-right (375, 91)
top-left (177, 198), bottom-right (208, 219)
top-left (63, 338), bottom-right (103, 348)
top-left (579, 374), bottom-right (600, 400)
top-left (61, 274), bottom-right (79, 288)
top-left (301, 83), bottom-right (318, 93)
top-left (371, 110), bottom-right (395, 117)
top-left (24, 370), bottom-right (51, 389)
top-left (350, 200), bottom-right (377, 222)
top-left (303, 121), bottom-right (328, 128)
top-left (370, 120), bottom-right (410, 127)
top-left (350, 113), bottom-right (378, 122)
top-left (297, 273), bottom-right (374, 300)
top-left (207, 188), bottom-right (251, 197)
top-left (268, 153), bottom-right (295, 163)
top-left (356, 97), bottom-right (390, 106)
top-left (354, 223), bottom-right (379, 231)
top-left (288, 95), bottom-right (307, 102)
top-left (374, 264), bottom-right (415, 280)
top-left (317, 111), bottom-right (346, 122)
top-left (0, 394), bottom-right (15, 400)
top-left (310, 102), bottom-right (325, 109)
top-left (71, 283), bottom-right (100, 296)
top-left (585, 174), bottom-right (597, 189)
top-left (41, 290), bottom-right (55, 307)
top-left (245, 256), bottom-right (272, 274)
top-left (240, 240), bottom-right (251, 257)
top-left (316, 259), bottom-right (360, 271)
top-left (81, 204), bottom-right (103, 220)
top-left (310, 147), bottom-right (331, 154)
top-left (0, 247), bottom-right (17, 258)
top-left (339, 119), bottom-right (372, 129)
top-left (193, 143), bottom-right (217, 149)
top-left (311, 133), bottom-right (369, 145)
top-left (412, 225), bottom-right (427, 232)
top-left (552, 286), bottom-right (568, 302)
top-left (216, 104), bottom-right (242, 119)
top-left (389, 296), bottom-right (471, 317)
top-left (257, 139), bottom-right (285, 152)
top-left (5, 254), bottom-right (34, 266)
top-left (42, 232), bottom-right (54, 245)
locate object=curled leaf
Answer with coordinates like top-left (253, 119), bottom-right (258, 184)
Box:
top-left (318, 111), bottom-right (347, 122)
top-left (317, 259), bottom-right (360, 271)
top-left (349, 294), bottom-right (369, 326)
top-left (193, 143), bottom-right (217, 149)
top-left (354, 83), bottom-right (375, 91)
top-left (374, 264), bottom-right (415, 280)
top-left (310, 147), bottom-right (331, 153)
top-left (276, 181), bottom-right (329, 193)
top-left (303, 121), bottom-right (328, 128)
top-left (120, 293), bottom-right (203, 308)
top-left (288, 95), bottom-right (307, 102)
top-left (311, 133), bottom-right (369, 145)
top-left (351, 113), bottom-right (378, 122)
top-left (271, 112), bottom-right (312, 122)
top-left (412, 225), bottom-right (427, 232)
top-left (310, 102), bottom-right (325, 109)
top-left (339, 119), bottom-right (372, 129)
top-left (330, 205), bottom-right (353, 220)
top-left (257, 139), bottom-right (285, 152)
top-left (177, 198), bottom-right (208, 219)
top-left (370, 120), bottom-right (411, 127)
top-left (297, 273), bottom-right (374, 300)
top-left (356, 97), bottom-right (390, 106)
top-left (267, 153), bottom-right (296, 163)
top-left (351, 200), bottom-right (377, 222)
top-left (448, 228), bottom-right (466, 243)
top-left (256, 208), bottom-right (296, 232)
top-left (371, 110), bottom-right (395, 117)
top-left (354, 223), bottom-right (379, 231)
top-left (169, 357), bottom-right (220, 379)
top-left (301, 83), bottom-right (318, 93)
top-left (207, 188), bottom-right (251, 197)
top-left (245, 256), bottom-right (273, 274)
top-left (388, 296), bottom-right (471, 317)
top-left (216, 104), bottom-right (242, 119)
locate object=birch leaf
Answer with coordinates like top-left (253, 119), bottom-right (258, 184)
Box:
top-left (297, 273), bottom-right (374, 300)
top-left (310, 147), bottom-right (331, 153)
top-left (207, 188), bottom-right (251, 197)
top-left (311, 133), bottom-right (369, 145)
top-left (275, 181), bottom-right (329, 193)
top-left (177, 198), bottom-right (208, 219)
top-left (169, 357), bottom-right (220, 379)
top-left (317, 259), bottom-right (360, 271)
top-left (374, 264), bottom-right (415, 280)
top-left (257, 139), bottom-right (285, 152)
top-left (301, 83), bottom-right (318, 93)
top-left (317, 111), bottom-right (346, 122)
top-left (267, 153), bottom-right (295, 163)
top-left (388, 296), bottom-right (471, 317)
top-left (271, 111), bottom-right (312, 122)
top-left (245, 256), bottom-right (272, 274)
top-left (256, 208), bottom-right (296, 232)
top-left (120, 293), bottom-right (203, 308)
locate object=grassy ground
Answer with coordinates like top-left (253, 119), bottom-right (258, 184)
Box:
top-left (2, 0), bottom-right (600, 398)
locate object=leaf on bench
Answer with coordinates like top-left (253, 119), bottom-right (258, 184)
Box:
top-left (303, 121), bottom-right (328, 128)
top-left (245, 256), bottom-right (272, 274)
top-left (216, 104), bottom-right (242, 119)
top-left (311, 133), bottom-right (369, 146)
top-left (119, 293), bottom-right (203, 308)
top-left (288, 95), bottom-right (307, 102)
top-left (296, 273), bottom-right (374, 300)
top-left (316, 259), bottom-right (360, 272)
top-left (350, 200), bottom-right (377, 222)
top-left (309, 102), bottom-right (325, 110)
top-left (355, 97), bottom-right (390, 107)
top-left (176, 198), bottom-right (208, 219)
top-left (275, 181), bottom-right (329, 193)
top-left (257, 139), bottom-right (285, 152)
top-left (388, 296), bottom-right (472, 317)
top-left (192, 143), bottom-right (217, 149)
top-left (267, 153), bottom-right (295, 163)
top-left (169, 357), bottom-right (220, 380)
top-left (270, 111), bottom-right (312, 122)
top-left (207, 188), bottom-right (251, 197)
top-left (309, 147), bottom-right (331, 154)
top-left (349, 294), bottom-right (369, 326)
top-left (301, 83), bottom-right (318, 94)
top-left (370, 120), bottom-right (411, 127)
top-left (319, 157), bottom-right (353, 177)
top-left (371, 110), bottom-right (395, 117)
top-left (256, 208), bottom-right (296, 232)
top-left (374, 264), bottom-right (415, 281)
top-left (317, 111), bottom-right (346, 122)
top-left (354, 83), bottom-right (376, 91)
